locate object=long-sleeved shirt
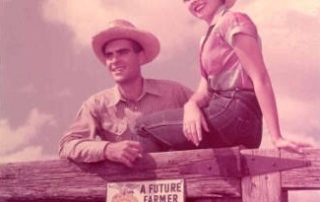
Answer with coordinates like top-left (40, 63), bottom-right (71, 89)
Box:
top-left (59, 79), bottom-right (192, 162)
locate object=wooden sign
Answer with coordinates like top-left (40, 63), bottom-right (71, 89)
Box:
top-left (106, 179), bottom-right (185, 202)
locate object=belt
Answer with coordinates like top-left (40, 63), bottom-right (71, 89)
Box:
top-left (209, 87), bottom-right (254, 94)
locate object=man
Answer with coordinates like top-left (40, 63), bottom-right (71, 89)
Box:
top-left (59, 19), bottom-right (192, 167)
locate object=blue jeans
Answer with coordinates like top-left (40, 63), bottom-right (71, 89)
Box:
top-left (135, 90), bottom-right (262, 152)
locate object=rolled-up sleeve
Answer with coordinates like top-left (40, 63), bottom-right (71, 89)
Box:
top-left (59, 101), bottom-right (110, 162)
top-left (223, 12), bottom-right (259, 47)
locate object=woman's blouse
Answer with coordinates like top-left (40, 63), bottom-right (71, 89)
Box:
top-left (200, 7), bottom-right (260, 91)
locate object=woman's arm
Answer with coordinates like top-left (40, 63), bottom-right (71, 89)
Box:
top-left (183, 77), bottom-right (211, 146)
top-left (233, 33), bottom-right (310, 153)
top-left (188, 76), bottom-right (212, 107)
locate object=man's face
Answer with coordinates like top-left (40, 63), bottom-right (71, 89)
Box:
top-left (103, 39), bottom-right (143, 84)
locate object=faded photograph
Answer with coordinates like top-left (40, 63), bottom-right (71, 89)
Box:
top-left (1, 0), bottom-right (319, 201)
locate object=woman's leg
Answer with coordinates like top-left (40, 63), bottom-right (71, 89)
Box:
top-left (135, 108), bottom-right (197, 150)
top-left (135, 92), bottom-right (262, 151)
top-left (204, 91), bottom-right (262, 148)
top-left (134, 107), bottom-right (229, 151)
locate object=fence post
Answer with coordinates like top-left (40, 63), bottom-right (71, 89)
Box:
top-left (281, 191), bottom-right (288, 202)
top-left (241, 149), bottom-right (282, 202)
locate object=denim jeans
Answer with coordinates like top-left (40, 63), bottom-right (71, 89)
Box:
top-left (135, 90), bottom-right (262, 152)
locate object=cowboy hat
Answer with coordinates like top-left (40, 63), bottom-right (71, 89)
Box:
top-left (92, 19), bottom-right (160, 65)
top-left (225, 0), bottom-right (236, 8)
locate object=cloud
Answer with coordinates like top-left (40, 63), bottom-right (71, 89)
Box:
top-left (239, 0), bottom-right (320, 63)
top-left (0, 146), bottom-right (55, 163)
top-left (277, 95), bottom-right (320, 130)
top-left (56, 87), bottom-right (72, 98)
top-left (41, 0), bottom-right (203, 59)
top-left (41, 0), bottom-right (320, 66)
top-left (0, 108), bottom-right (56, 155)
top-left (41, 0), bottom-right (130, 51)
top-left (238, 0), bottom-right (320, 20)
top-left (237, 0), bottom-right (320, 65)
top-left (276, 0), bottom-right (319, 16)
top-left (20, 83), bottom-right (38, 94)
top-left (260, 94), bottom-right (320, 148)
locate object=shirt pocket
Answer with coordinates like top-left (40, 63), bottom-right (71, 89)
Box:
top-left (100, 115), bottom-right (128, 136)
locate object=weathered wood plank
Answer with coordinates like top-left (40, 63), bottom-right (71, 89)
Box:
top-left (0, 148), bottom-right (242, 201)
top-left (241, 149), bottom-right (282, 202)
top-left (280, 149), bottom-right (320, 190)
top-left (1, 148), bottom-right (319, 202)
top-left (190, 198), bottom-right (241, 202)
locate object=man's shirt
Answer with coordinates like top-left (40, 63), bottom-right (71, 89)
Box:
top-left (59, 79), bottom-right (192, 162)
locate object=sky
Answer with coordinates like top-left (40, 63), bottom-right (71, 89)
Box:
top-left (1, 0), bottom-right (319, 200)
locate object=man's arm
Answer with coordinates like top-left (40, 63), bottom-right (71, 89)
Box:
top-left (58, 102), bottom-right (109, 162)
top-left (59, 102), bottom-right (143, 166)
top-left (103, 141), bottom-right (142, 167)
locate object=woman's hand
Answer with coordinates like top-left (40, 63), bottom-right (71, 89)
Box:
top-left (233, 33), bottom-right (313, 153)
top-left (272, 137), bottom-right (312, 154)
top-left (183, 101), bottom-right (210, 146)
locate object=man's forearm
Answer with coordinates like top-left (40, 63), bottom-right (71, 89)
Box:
top-left (59, 138), bottom-right (110, 163)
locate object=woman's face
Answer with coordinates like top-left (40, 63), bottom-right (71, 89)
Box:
top-left (183, 0), bottom-right (224, 23)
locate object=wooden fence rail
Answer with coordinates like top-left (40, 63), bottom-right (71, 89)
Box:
top-left (0, 147), bottom-right (319, 202)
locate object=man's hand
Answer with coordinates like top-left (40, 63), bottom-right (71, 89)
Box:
top-left (104, 140), bottom-right (143, 167)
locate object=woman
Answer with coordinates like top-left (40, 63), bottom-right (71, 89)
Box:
top-left (135, 0), bottom-right (310, 153)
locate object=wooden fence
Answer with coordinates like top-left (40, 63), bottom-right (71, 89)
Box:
top-left (1, 147), bottom-right (319, 202)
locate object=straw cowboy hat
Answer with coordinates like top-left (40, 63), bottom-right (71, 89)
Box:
top-left (225, 0), bottom-right (236, 8)
top-left (92, 19), bottom-right (160, 65)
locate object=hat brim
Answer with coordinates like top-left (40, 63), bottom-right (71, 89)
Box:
top-left (92, 27), bottom-right (160, 66)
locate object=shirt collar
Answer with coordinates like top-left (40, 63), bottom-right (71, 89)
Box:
top-left (210, 5), bottom-right (228, 26)
top-left (142, 79), bottom-right (162, 97)
top-left (109, 78), bottom-right (162, 106)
